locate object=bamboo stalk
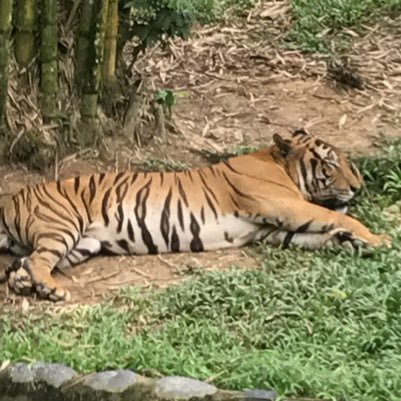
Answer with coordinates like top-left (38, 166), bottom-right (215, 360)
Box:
top-left (15, 0), bottom-right (37, 67)
top-left (102, 0), bottom-right (118, 82)
top-left (40, 0), bottom-right (59, 118)
top-left (75, 0), bottom-right (94, 87)
top-left (0, 0), bottom-right (13, 131)
top-left (79, 0), bottom-right (109, 145)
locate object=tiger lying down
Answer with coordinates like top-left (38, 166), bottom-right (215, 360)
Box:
top-left (0, 128), bottom-right (391, 302)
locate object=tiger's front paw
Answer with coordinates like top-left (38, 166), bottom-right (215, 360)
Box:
top-left (35, 281), bottom-right (71, 302)
top-left (329, 228), bottom-right (366, 250)
top-left (368, 233), bottom-right (392, 248)
top-left (6, 258), bottom-right (71, 302)
top-left (6, 258), bottom-right (35, 296)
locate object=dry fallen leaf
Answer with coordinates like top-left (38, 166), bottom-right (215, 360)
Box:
top-left (249, 92), bottom-right (255, 106)
top-left (0, 360), bottom-right (10, 372)
top-left (356, 103), bottom-right (376, 114)
top-left (160, 71), bottom-right (167, 83)
top-left (338, 114), bottom-right (347, 129)
top-left (21, 298), bottom-right (30, 314)
top-left (371, 113), bottom-right (381, 125)
top-left (202, 120), bottom-right (210, 137)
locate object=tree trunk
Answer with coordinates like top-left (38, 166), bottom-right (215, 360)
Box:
top-left (75, 0), bottom-right (94, 88)
top-left (102, 0), bottom-right (118, 83)
top-left (40, 0), bottom-right (59, 118)
top-left (100, 0), bottom-right (119, 117)
top-left (79, 0), bottom-right (109, 146)
top-left (0, 0), bottom-right (13, 133)
top-left (15, 0), bottom-right (37, 67)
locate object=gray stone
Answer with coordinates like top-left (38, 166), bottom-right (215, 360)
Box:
top-left (9, 363), bottom-right (34, 383)
top-left (243, 388), bottom-right (277, 401)
top-left (84, 370), bottom-right (137, 393)
top-left (31, 362), bottom-right (76, 388)
top-left (155, 376), bottom-right (217, 399)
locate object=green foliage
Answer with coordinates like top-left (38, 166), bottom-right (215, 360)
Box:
top-left (154, 89), bottom-right (176, 118)
top-left (120, 0), bottom-right (401, 56)
top-left (355, 137), bottom-right (401, 206)
top-left (191, 0), bottom-right (258, 22)
top-left (121, 0), bottom-right (258, 34)
top-left (287, 0), bottom-right (401, 52)
top-left (121, 0), bottom-right (193, 59)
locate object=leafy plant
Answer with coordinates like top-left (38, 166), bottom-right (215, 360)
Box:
top-left (121, 0), bottom-right (193, 61)
top-left (356, 137), bottom-right (401, 205)
top-left (154, 89), bottom-right (176, 118)
top-left (383, 168), bottom-right (401, 194)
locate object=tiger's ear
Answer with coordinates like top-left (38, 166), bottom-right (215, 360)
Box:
top-left (273, 133), bottom-right (292, 156)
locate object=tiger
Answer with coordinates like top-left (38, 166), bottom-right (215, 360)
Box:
top-left (0, 128), bottom-right (390, 302)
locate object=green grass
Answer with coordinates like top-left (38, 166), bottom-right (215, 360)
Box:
top-left (188, 0), bottom-right (258, 23)
top-left (1, 141), bottom-right (401, 401)
top-left (357, 137), bottom-right (401, 205)
top-left (189, 0), bottom-right (401, 53)
top-left (286, 0), bottom-right (401, 53)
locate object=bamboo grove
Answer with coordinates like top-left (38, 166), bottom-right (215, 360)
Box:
top-left (0, 0), bottom-right (192, 150)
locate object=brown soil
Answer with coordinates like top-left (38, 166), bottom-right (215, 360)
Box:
top-left (1, 2), bottom-right (401, 308)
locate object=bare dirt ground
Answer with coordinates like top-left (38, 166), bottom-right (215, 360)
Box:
top-left (1, 1), bottom-right (401, 309)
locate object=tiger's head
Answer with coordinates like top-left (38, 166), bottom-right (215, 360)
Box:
top-left (272, 128), bottom-right (363, 212)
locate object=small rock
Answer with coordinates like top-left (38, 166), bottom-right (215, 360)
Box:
top-left (10, 363), bottom-right (34, 383)
top-left (85, 370), bottom-right (137, 393)
top-left (32, 362), bottom-right (76, 388)
top-left (155, 376), bottom-right (217, 399)
top-left (243, 388), bottom-right (277, 401)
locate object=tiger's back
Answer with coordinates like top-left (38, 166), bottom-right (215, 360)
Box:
top-left (83, 169), bottom-right (261, 254)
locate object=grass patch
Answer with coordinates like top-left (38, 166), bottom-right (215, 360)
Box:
top-left (287, 0), bottom-right (401, 52)
top-left (189, 0), bottom-right (401, 53)
top-left (186, 0), bottom-right (258, 23)
top-left (1, 142), bottom-right (401, 401)
top-left (357, 137), bottom-right (401, 205)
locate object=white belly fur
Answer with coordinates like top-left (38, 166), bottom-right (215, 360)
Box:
top-left (86, 214), bottom-right (259, 255)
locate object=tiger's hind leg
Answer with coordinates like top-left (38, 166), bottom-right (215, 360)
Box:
top-left (255, 227), bottom-right (364, 250)
top-left (7, 236), bottom-right (101, 301)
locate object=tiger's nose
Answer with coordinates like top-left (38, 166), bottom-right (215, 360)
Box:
top-left (350, 185), bottom-right (358, 193)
